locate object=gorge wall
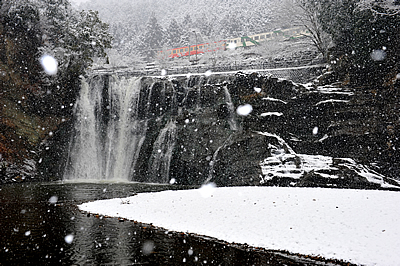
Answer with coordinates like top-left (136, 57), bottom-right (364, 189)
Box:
top-left (57, 72), bottom-right (400, 189)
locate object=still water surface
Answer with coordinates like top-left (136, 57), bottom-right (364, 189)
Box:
top-left (0, 182), bottom-right (351, 265)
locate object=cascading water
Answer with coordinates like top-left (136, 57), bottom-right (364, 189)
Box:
top-left (206, 134), bottom-right (234, 183)
top-left (64, 76), bottom-right (147, 181)
top-left (204, 85), bottom-right (239, 183)
top-left (223, 85), bottom-right (239, 131)
top-left (63, 73), bottom-right (242, 184)
top-left (147, 120), bottom-right (177, 183)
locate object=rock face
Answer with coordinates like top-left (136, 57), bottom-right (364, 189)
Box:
top-left (0, 16), bottom-right (77, 183)
top-left (62, 72), bottom-right (400, 189)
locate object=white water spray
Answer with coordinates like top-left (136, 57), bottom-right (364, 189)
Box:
top-left (147, 120), bottom-right (177, 183)
top-left (223, 85), bottom-right (239, 131)
top-left (64, 76), bottom-right (146, 181)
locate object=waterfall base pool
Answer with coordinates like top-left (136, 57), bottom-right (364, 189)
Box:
top-left (0, 182), bottom-right (352, 265)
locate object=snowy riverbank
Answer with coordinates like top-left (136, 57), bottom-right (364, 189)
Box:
top-left (79, 186), bottom-right (400, 265)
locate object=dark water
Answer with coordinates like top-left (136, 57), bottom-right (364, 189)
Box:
top-left (0, 182), bottom-right (352, 265)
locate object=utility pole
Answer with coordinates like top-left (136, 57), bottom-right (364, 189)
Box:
top-left (188, 38), bottom-right (191, 64)
top-left (192, 30), bottom-right (198, 64)
top-left (195, 31), bottom-right (198, 63)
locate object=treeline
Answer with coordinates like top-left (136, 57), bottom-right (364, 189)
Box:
top-left (81, 0), bottom-right (399, 89)
top-left (80, 0), bottom-right (286, 63)
top-left (1, 0), bottom-right (112, 116)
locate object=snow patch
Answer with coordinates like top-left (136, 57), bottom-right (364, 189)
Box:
top-left (79, 187), bottom-right (400, 266)
top-left (262, 97), bottom-right (288, 104)
top-left (260, 112), bottom-right (283, 117)
top-left (315, 99), bottom-right (350, 106)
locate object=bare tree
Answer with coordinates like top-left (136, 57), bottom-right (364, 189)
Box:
top-left (282, 0), bottom-right (332, 61)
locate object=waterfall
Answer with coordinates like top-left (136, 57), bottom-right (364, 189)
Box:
top-left (64, 76), bottom-right (146, 181)
top-left (62, 73), bottom-right (246, 184)
top-left (223, 85), bottom-right (239, 131)
top-left (205, 133), bottom-right (234, 184)
top-left (63, 78), bottom-right (103, 180)
top-left (147, 120), bottom-right (177, 183)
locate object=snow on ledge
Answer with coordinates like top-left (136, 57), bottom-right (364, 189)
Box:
top-left (315, 99), bottom-right (350, 106)
top-left (260, 112), bottom-right (284, 117)
top-left (79, 187), bottom-right (400, 266)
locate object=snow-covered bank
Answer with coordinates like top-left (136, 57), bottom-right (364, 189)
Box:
top-left (79, 187), bottom-right (400, 265)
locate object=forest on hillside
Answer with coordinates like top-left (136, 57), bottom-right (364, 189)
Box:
top-left (78, 0), bottom-right (399, 88)
top-left (79, 0), bottom-right (300, 65)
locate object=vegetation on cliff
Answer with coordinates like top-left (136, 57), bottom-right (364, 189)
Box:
top-left (289, 0), bottom-right (399, 178)
top-left (0, 0), bottom-right (112, 182)
top-left (292, 0), bottom-right (400, 88)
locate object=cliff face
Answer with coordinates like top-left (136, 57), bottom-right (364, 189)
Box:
top-left (62, 72), bottom-right (400, 189)
top-left (166, 73), bottom-right (400, 188)
top-left (1, 20), bottom-right (399, 190)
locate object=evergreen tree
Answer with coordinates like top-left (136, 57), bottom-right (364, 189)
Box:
top-left (180, 14), bottom-right (193, 47)
top-left (167, 18), bottom-right (182, 48)
top-left (217, 13), bottom-right (243, 38)
top-left (38, 0), bottom-right (112, 78)
top-left (40, 0), bottom-right (72, 43)
top-left (142, 14), bottom-right (165, 60)
top-left (195, 15), bottom-right (215, 38)
top-left (1, 0), bottom-right (112, 115)
top-left (181, 14), bottom-right (193, 27)
top-left (0, 0), bottom-right (43, 85)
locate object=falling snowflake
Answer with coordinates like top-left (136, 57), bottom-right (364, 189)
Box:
top-left (227, 43), bottom-right (237, 50)
top-left (236, 104), bottom-right (253, 116)
top-left (199, 182), bottom-right (216, 198)
top-left (49, 196), bottom-right (58, 204)
top-left (370, 50), bottom-right (386, 61)
top-left (65, 234), bottom-right (74, 244)
top-left (142, 240), bottom-right (154, 255)
top-left (40, 55), bottom-right (58, 75)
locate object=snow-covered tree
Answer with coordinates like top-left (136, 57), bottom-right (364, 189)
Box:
top-left (283, 0), bottom-right (332, 60)
top-left (301, 0), bottom-right (400, 87)
top-left (1, 0), bottom-right (112, 114)
top-left (142, 14), bottom-right (166, 60)
top-left (166, 19), bottom-right (182, 48)
top-left (78, 0), bottom-right (287, 60)
top-left (0, 0), bottom-right (43, 84)
top-left (38, 0), bottom-right (112, 78)
top-left (179, 14), bottom-right (194, 47)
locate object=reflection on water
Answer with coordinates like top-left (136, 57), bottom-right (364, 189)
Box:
top-left (0, 182), bottom-right (183, 265)
top-left (0, 182), bottom-right (350, 265)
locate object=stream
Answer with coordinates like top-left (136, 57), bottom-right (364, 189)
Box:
top-left (0, 182), bottom-right (353, 265)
